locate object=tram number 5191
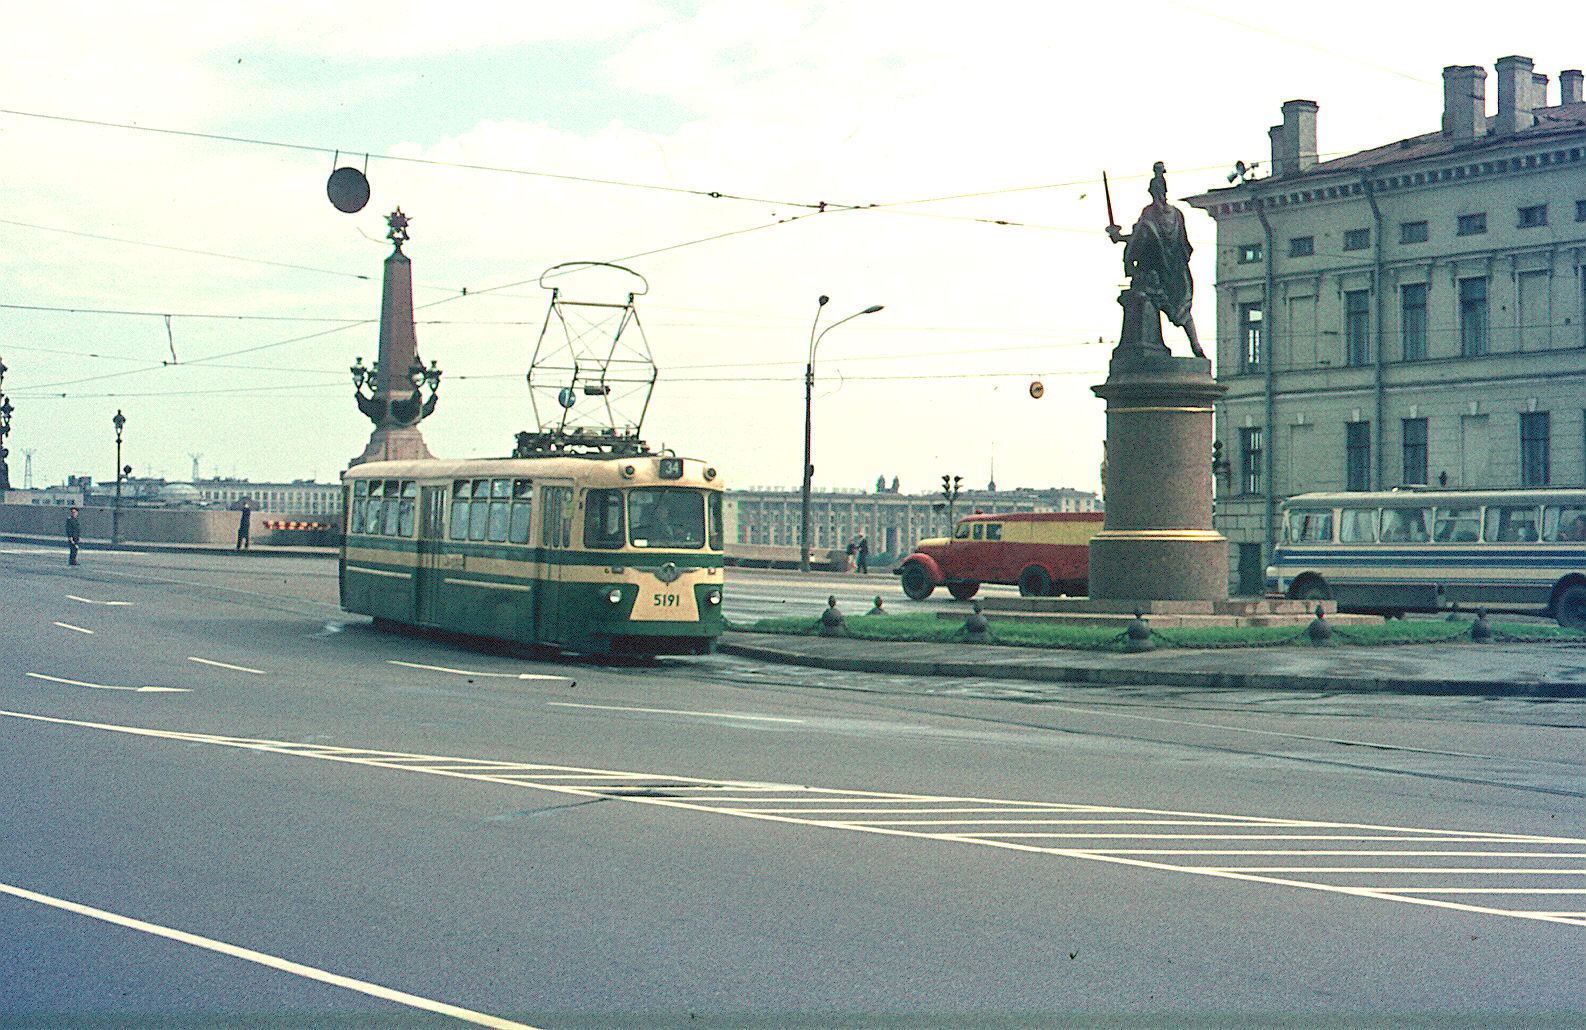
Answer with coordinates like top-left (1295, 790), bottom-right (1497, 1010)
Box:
top-left (649, 592), bottom-right (682, 608)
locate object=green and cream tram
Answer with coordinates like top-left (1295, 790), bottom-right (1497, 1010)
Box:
top-left (341, 453), bottom-right (725, 655)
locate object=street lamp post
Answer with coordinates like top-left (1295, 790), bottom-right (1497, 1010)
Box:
top-left (799, 298), bottom-right (884, 573)
top-left (111, 409), bottom-right (126, 546)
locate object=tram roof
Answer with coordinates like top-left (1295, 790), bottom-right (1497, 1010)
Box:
top-left (1286, 488), bottom-right (1586, 507)
top-left (342, 453), bottom-right (720, 488)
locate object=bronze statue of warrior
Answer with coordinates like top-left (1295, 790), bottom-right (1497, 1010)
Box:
top-left (1106, 162), bottom-right (1204, 358)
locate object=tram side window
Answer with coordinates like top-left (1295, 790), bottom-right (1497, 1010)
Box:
top-left (469, 479), bottom-right (490, 542)
top-left (708, 492), bottom-right (724, 551)
top-left (1543, 505), bottom-right (1586, 542)
top-left (1380, 508), bottom-right (1429, 543)
top-left (509, 479), bottom-right (533, 544)
top-left (1432, 507), bottom-right (1481, 543)
top-left (1286, 509), bottom-right (1333, 543)
top-left (1486, 505), bottom-right (1540, 542)
top-left (1337, 508), bottom-right (1377, 543)
top-left (487, 478), bottom-right (511, 542)
top-left (351, 480), bottom-right (369, 535)
top-left (449, 481), bottom-right (470, 540)
top-left (584, 489), bottom-right (625, 549)
top-left (398, 481), bottom-right (417, 537)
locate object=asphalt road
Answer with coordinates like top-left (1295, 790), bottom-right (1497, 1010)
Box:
top-left (2, 546), bottom-right (1583, 1029)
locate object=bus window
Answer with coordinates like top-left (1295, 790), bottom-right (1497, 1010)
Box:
top-left (954, 522), bottom-right (971, 539)
top-left (1381, 508), bottom-right (1429, 543)
top-left (1486, 505), bottom-right (1540, 542)
top-left (449, 481), bottom-right (470, 540)
top-left (1338, 508), bottom-right (1377, 543)
top-left (509, 480), bottom-right (533, 545)
top-left (971, 524), bottom-right (984, 540)
top-left (629, 488), bottom-right (705, 548)
top-left (984, 523), bottom-right (1003, 541)
top-left (1286, 509), bottom-right (1333, 543)
top-left (1433, 507), bottom-right (1481, 543)
top-left (584, 489), bottom-right (625, 549)
top-left (708, 492), bottom-right (724, 551)
top-left (1543, 506), bottom-right (1586, 542)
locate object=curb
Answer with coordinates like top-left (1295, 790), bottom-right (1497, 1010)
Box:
top-left (717, 636), bottom-right (1586, 699)
top-left (2, 534), bottom-right (335, 560)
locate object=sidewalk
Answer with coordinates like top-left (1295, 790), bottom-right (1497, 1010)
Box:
top-left (719, 630), bottom-right (1586, 699)
top-left (1, 533), bottom-right (334, 559)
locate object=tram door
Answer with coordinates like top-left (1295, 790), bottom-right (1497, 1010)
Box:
top-left (535, 484), bottom-right (576, 644)
top-left (415, 485), bottom-right (449, 625)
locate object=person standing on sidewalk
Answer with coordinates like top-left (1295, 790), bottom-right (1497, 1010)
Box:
top-left (236, 501), bottom-right (251, 550)
top-left (65, 507), bottom-right (81, 566)
top-left (856, 533), bottom-right (870, 574)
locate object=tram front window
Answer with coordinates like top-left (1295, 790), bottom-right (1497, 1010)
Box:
top-left (628, 488), bottom-right (706, 549)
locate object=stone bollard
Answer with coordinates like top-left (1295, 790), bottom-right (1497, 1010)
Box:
top-left (1307, 604), bottom-right (1333, 645)
top-left (962, 601), bottom-right (990, 643)
top-left (1446, 601), bottom-right (1463, 622)
top-left (866, 595), bottom-right (886, 616)
top-left (1123, 610), bottom-right (1154, 653)
top-left (819, 595), bottom-right (846, 637)
top-left (1469, 608), bottom-right (1493, 643)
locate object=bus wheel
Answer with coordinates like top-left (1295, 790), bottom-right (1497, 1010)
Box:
top-left (1555, 583), bottom-right (1586, 629)
top-left (1018, 565), bottom-right (1052, 598)
top-left (948, 581), bottom-right (980, 601)
top-left (900, 562), bottom-right (936, 601)
top-left (1292, 577), bottom-right (1330, 601)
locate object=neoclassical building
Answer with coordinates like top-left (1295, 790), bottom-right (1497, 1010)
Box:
top-left (1188, 55), bottom-right (1586, 592)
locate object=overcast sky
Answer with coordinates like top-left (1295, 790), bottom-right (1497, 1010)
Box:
top-left (2, 1), bottom-right (1581, 495)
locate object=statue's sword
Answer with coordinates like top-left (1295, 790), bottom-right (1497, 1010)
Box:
top-left (1102, 171), bottom-right (1116, 230)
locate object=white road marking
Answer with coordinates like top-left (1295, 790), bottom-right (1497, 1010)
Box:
top-left (187, 657), bottom-right (267, 675)
top-left (67, 595), bottom-right (134, 606)
top-left (23, 674), bottom-right (189, 693)
top-left (0, 548), bottom-right (55, 555)
top-left (386, 660), bottom-right (571, 683)
top-left (0, 880), bottom-right (545, 1030)
top-left (53, 622), bottom-right (95, 635)
top-left (547, 701), bottom-right (805, 723)
top-left (4, 708), bottom-right (1582, 928)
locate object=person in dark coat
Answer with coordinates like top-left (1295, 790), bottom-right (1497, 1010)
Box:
top-left (855, 533), bottom-right (870, 574)
top-left (66, 507), bottom-right (81, 566)
top-left (236, 502), bottom-right (251, 550)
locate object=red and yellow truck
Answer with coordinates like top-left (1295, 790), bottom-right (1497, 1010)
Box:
top-left (894, 511), bottom-right (1105, 600)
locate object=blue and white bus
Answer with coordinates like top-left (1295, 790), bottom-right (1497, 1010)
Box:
top-left (1267, 489), bottom-right (1586, 627)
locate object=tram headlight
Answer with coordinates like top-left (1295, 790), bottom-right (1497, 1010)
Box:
top-left (605, 586), bottom-right (624, 605)
top-left (705, 589), bottom-right (722, 606)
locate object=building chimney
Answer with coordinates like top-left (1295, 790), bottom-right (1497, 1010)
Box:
top-left (1443, 65), bottom-right (1487, 139)
top-left (1494, 55), bottom-right (1535, 135)
top-left (1532, 72), bottom-right (1550, 110)
top-left (1269, 123), bottom-right (1294, 177)
top-left (1562, 69), bottom-right (1584, 105)
top-left (1281, 99), bottom-right (1318, 174)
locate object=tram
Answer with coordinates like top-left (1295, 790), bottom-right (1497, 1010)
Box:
top-left (340, 451), bottom-right (725, 655)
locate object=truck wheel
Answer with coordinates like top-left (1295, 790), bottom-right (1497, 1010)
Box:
top-left (1555, 583), bottom-right (1586, 629)
top-left (900, 562), bottom-right (935, 601)
top-left (947, 581), bottom-right (980, 601)
top-left (1018, 565), bottom-right (1052, 598)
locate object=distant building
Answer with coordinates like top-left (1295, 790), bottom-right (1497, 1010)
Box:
top-left (194, 478), bottom-right (341, 515)
top-left (1187, 55), bottom-right (1586, 593)
top-left (727, 485), bottom-right (1101, 561)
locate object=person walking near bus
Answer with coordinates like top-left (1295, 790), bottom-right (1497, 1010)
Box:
top-left (236, 501), bottom-right (251, 550)
top-left (65, 507), bottom-right (81, 566)
top-left (856, 533), bottom-right (870, 574)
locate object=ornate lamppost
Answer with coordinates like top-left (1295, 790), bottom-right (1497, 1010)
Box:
top-left (111, 409), bottom-right (128, 545)
top-left (799, 298), bottom-right (884, 572)
top-left (0, 355), bottom-right (13, 491)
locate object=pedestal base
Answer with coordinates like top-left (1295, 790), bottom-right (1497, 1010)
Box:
top-left (352, 426), bottom-right (435, 466)
top-left (1087, 530), bottom-right (1228, 602)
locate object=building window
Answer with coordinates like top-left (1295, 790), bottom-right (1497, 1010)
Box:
top-left (1402, 417), bottom-right (1428, 485)
top-left (1401, 283), bottom-right (1428, 361)
top-left (1238, 302), bottom-right (1264, 372)
top-left (1237, 242), bottom-right (1263, 264)
top-left (1400, 220), bottom-right (1429, 244)
top-left (1346, 421), bottom-right (1372, 492)
top-left (1343, 228), bottom-right (1371, 251)
top-left (1239, 426), bottom-right (1264, 496)
top-left (1457, 212), bottom-right (1487, 236)
top-left (1518, 204), bottom-right (1548, 228)
top-left (1459, 277), bottom-right (1489, 356)
top-left (1577, 199), bottom-right (1586, 222)
top-left (1520, 412), bottom-right (1551, 487)
top-left (1288, 236), bottom-right (1314, 257)
top-left (1345, 290), bottom-right (1371, 366)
